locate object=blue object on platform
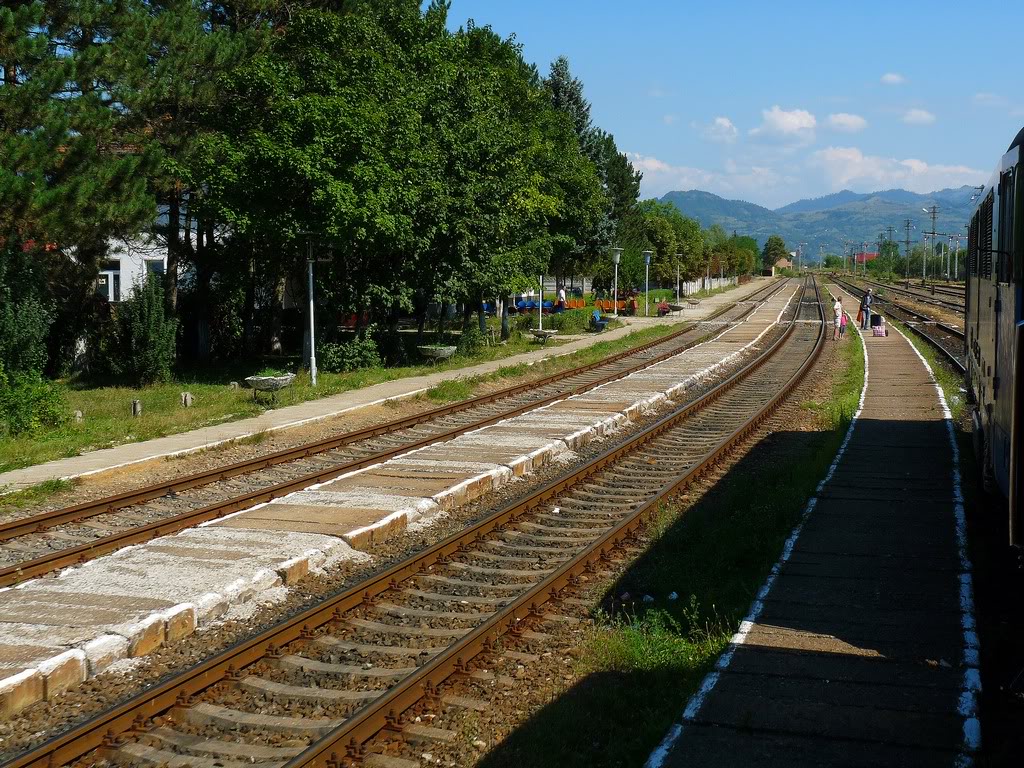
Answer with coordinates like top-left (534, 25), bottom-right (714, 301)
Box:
top-left (591, 309), bottom-right (608, 332)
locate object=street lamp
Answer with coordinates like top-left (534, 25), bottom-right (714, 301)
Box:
top-left (611, 247), bottom-right (623, 317)
top-left (674, 253), bottom-right (682, 301)
top-left (300, 231), bottom-right (333, 387)
top-left (642, 250), bottom-right (653, 317)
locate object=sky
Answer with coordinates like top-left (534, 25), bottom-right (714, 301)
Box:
top-left (445, 0), bottom-right (1024, 209)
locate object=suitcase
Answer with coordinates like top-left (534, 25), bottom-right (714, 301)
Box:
top-left (873, 326), bottom-right (887, 337)
top-left (870, 313), bottom-right (882, 327)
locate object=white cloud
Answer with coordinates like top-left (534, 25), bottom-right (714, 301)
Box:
top-left (662, 114), bottom-right (678, 125)
top-left (811, 146), bottom-right (985, 193)
top-left (827, 112), bottom-right (867, 132)
top-left (902, 108), bottom-right (936, 125)
top-left (881, 72), bottom-right (905, 85)
top-left (750, 105), bottom-right (816, 144)
top-left (697, 116), bottom-right (738, 143)
top-left (973, 92), bottom-right (1004, 106)
top-left (626, 152), bottom-right (794, 205)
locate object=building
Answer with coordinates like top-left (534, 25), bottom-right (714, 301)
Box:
top-left (854, 251), bottom-right (878, 264)
top-left (774, 256), bottom-right (793, 270)
top-left (95, 237), bottom-right (167, 302)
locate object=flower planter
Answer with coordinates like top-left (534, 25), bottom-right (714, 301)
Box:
top-left (244, 373), bottom-right (296, 403)
top-left (417, 345), bottom-right (457, 361)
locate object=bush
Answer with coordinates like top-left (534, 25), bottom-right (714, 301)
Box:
top-left (320, 334), bottom-right (382, 373)
top-left (109, 275), bottom-right (178, 385)
top-left (0, 364), bottom-right (68, 436)
top-left (456, 325), bottom-right (484, 355)
top-left (0, 295), bottom-right (51, 376)
top-left (515, 307), bottom-right (592, 334)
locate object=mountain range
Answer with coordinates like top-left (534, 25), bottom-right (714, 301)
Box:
top-left (660, 186), bottom-right (979, 261)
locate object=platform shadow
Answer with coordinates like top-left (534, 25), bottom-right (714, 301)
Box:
top-left (477, 415), bottom-right (972, 768)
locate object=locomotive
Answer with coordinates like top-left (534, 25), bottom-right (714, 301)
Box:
top-left (966, 125), bottom-right (1023, 546)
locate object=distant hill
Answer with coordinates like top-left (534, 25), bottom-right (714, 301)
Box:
top-left (661, 186), bottom-right (977, 260)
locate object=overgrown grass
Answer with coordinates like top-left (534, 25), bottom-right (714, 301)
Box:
top-left (0, 478), bottom-right (75, 513)
top-left (481, 333), bottom-right (866, 768)
top-left (423, 378), bottom-right (476, 403)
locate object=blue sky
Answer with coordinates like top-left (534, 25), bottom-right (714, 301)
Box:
top-left (446, 0), bottom-right (1023, 209)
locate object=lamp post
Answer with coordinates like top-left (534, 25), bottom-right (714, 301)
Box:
top-left (611, 247), bottom-right (622, 317)
top-left (299, 231), bottom-right (332, 387)
top-left (537, 274), bottom-right (544, 331)
top-left (642, 250), bottom-right (653, 317)
top-left (674, 253), bottom-right (682, 301)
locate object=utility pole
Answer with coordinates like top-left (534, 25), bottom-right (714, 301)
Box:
top-left (796, 242), bottom-right (807, 272)
top-left (903, 218), bottom-right (914, 285)
top-left (921, 204), bottom-right (941, 282)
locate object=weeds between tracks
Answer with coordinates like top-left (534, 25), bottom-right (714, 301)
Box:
top-left (476, 325), bottom-right (865, 768)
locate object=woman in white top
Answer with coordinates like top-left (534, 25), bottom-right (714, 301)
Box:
top-left (832, 297), bottom-right (843, 341)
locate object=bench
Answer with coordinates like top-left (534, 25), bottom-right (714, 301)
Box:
top-left (590, 309), bottom-right (608, 333)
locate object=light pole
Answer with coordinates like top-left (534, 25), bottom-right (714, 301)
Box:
top-left (674, 253), bottom-right (682, 301)
top-left (300, 231), bottom-right (332, 387)
top-left (642, 250), bottom-right (653, 317)
top-left (611, 248), bottom-right (622, 317)
top-left (537, 274), bottom-right (544, 331)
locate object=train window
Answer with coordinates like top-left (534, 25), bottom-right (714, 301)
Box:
top-left (997, 171), bottom-right (1014, 282)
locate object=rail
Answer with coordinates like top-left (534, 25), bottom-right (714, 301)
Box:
top-left (2, 278), bottom-right (824, 768)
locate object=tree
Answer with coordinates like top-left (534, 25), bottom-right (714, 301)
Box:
top-left (543, 56), bottom-right (612, 277)
top-left (761, 234), bottom-right (789, 270)
top-left (823, 253), bottom-right (844, 269)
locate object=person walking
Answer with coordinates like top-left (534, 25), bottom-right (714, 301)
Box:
top-left (839, 308), bottom-right (848, 339)
top-left (860, 288), bottom-right (873, 330)
top-left (557, 285), bottom-right (567, 312)
top-left (833, 296), bottom-right (843, 341)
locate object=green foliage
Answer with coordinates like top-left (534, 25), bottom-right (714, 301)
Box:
top-left (0, 364), bottom-right (67, 436)
top-left (0, 291), bottom-right (50, 376)
top-left (319, 335), bottom-right (382, 373)
top-left (761, 234), bottom-right (789, 269)
top-left (109, 275), bottom-right (178, 385)
top-left (456, 325), bottom-right (484, 356)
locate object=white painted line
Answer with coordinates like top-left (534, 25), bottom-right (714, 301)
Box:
top-left (886, 320), bottom-right (981, 757)
top-left (644, 284), bottom-right (868, 768)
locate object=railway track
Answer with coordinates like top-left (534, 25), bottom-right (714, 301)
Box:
top-left (0, 280), bottom-right (790, 588)
top-left (832, 277), bottom-right (965, 372)
top-left (2, 278), bottom-right (824, 768)
top-left (857, 276), bottom-right (964, 313)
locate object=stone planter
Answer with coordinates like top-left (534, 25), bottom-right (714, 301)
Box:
top-left (244, 374), bottom-right (296, 402)
top-left (417, 345), bottom-right (457, 361)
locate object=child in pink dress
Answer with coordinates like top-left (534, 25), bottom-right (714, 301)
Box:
top-left (839, 309), bottom-right (848, 338)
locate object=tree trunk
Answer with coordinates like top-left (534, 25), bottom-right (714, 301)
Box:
top-left (500, 297), bottom-right (510, 341)
top-left (461, 301), bottom-right (473, 332)
top-left (242, 253), bottom-right (256, 355)
top-left (268, 271), bottom-right (286, 355)
top-left (437, 302), bottom-right (448, 343)
top-left (416, 310), bottom-right (426, 346)
top-left (165, 191), bottom-right (181, 316)
top-left (477, 292), bottom-right (486, 334)
top-left (4, 63), bottom-right (16, 86)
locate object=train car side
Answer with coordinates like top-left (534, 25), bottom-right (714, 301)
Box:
top-left (966, 126), bottom-right (1024, 546)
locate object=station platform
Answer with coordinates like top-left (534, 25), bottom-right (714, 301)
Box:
top-left (647, 284), bottom-right (978, 767)
top-left (0, 281), bottom-right (766, 492)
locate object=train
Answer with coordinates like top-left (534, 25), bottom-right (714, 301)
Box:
top-left (965, 124), bottom-right (1023, 546)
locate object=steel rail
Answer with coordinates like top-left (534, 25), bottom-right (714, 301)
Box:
top-left (0, 280), bottom-right (782, 544)
top-left (856, 276), bottom-right (964, 313)
top-left (832, 278), bottom-right (965, 373)
top-left (0, 281), bottom-right (789, 588)
top-left (1, 278), bottom-right (822, 768)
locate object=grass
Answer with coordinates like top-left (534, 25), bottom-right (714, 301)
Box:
top-left (424, 378), bottom-right (477, 404)
top-left (0, 318), bottom-right (691, 475)
top-left (0, 478), bottom-right (75, 513)
top-left (480, 326), bottom-right (866, 768)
